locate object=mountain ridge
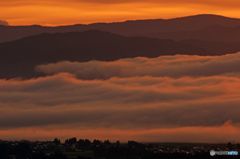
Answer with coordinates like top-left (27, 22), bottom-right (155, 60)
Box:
top-left (1, 14), bottom-right (240, 43)
top-left (0, 20), bottom-right (8, 26)
top-left (0, 30), bottom-right (239, 78)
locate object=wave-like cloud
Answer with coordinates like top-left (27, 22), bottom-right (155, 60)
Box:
top-left (37, 52), bottom-right (240, 79)
top-left (1, 73), bottom-right (240, 128)
top-left (1, 53), bottom-right (240, 142)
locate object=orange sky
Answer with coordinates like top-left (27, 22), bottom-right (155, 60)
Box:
top-left (1, 0), bottom-right (240, 26)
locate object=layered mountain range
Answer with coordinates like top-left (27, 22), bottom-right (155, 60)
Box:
top-left (1, 14), bottom-right (240, 78)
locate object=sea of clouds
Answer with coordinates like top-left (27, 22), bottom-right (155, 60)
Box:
top-left (1, 53), bottom-right (240, 142)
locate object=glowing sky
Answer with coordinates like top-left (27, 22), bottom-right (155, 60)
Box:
top-left (1, 0), bottom-right (240, 25)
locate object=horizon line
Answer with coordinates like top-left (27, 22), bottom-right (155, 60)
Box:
top-left (3, 13), bottom-right (240, 27)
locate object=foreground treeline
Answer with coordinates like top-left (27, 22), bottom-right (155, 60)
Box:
top-left (0, 138), bottom-right (239, 159)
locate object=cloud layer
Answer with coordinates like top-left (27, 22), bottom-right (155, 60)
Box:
top-left (37, 52), bottom-right (240, 79)
top-left (1, 53), bottom-right (240, 142)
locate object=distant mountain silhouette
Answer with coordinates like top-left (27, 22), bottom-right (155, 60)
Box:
top-left (1, 14), bottom-right (240, 43)
top-left (147, 25), bottom-right (240, 43)
top-left (0, 30), bottom-right (239, 78)
top-left (0, 20), bottom-right (8, 26)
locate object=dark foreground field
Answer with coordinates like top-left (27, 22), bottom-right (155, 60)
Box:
top-left (0, 138), bottom-right (239, 159)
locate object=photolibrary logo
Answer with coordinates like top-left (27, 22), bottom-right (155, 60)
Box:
top-left (210, 150), bottom-right (239, 156)
top-left (210, 150), bottom-right (216, 156)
